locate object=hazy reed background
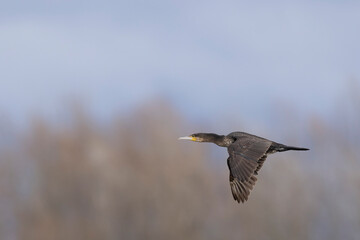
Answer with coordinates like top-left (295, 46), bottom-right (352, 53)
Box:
top-left (0, 91), bottom-right (360, 240)
top-left (1, 1), bottom-right (360, 239)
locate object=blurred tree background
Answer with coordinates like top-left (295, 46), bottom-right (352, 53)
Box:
top-left (0, 89), bottom-right (359, 240)
top-left (1, 1), bottom-right (360, 239)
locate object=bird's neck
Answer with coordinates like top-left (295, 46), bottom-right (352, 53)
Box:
top-left (209, 134), bottom-right (233, 147)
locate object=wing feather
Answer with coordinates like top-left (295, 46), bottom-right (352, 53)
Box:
top-left (228, 139), bottom-right (271, 181)
top-left (227, 137), bottom-right (271, 203)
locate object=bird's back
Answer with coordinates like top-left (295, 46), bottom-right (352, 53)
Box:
top-left (227, 131), bottom-right (308, 153)
top-left (227, 131), bottom-right (273, 143)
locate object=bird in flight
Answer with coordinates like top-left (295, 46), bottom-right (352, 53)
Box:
top-left (179, 132), bottom-right (309, 203)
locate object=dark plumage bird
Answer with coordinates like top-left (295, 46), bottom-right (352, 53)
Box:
top-left (178, 132), bottom-right (309, 203)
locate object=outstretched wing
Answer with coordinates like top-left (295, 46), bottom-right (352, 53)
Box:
top-left (227, 138), bottom-right (271, 203)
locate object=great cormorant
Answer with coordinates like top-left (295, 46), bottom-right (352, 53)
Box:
top-left (178, 132), bottom-right (309, 203)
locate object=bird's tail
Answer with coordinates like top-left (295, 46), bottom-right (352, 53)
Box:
top-left (277, 144), bottom-right (309, 152)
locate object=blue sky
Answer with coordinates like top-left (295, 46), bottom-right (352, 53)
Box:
top-left (1, 0), bottom-right (359, 126)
